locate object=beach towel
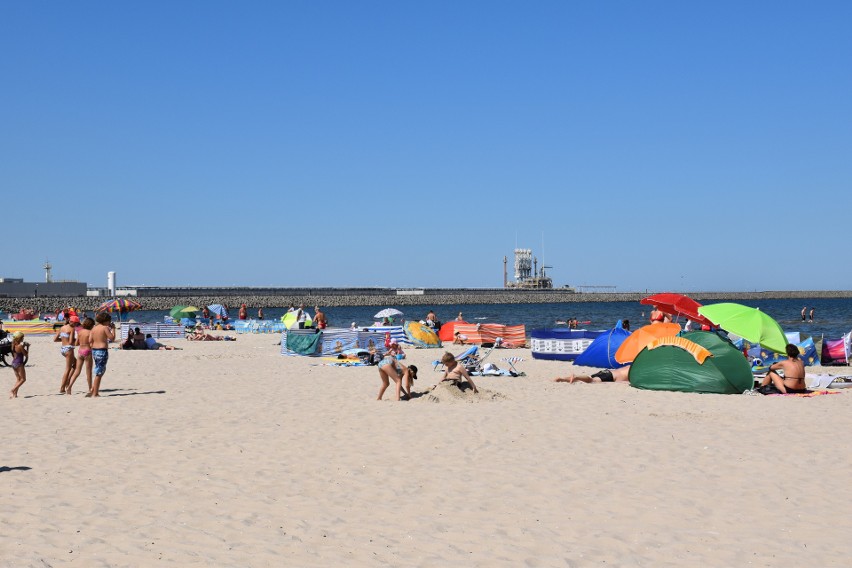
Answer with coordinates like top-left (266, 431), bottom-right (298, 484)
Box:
top-left (765, 390), bottom-right (840, 397)
top-left (286, 331), bottom-right (322, 355)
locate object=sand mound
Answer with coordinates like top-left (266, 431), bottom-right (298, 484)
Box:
top-left (419, 380), bottom-right (507, 403)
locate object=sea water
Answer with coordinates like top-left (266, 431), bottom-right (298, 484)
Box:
top-left (125, 297), bottom-right (852, 340)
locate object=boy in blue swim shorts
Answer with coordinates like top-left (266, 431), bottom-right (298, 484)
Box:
top-left (88, 312), bottom-right (116, 397)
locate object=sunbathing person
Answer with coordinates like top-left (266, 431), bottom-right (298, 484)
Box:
top-left (453, 331), bottom-right (468, 345)
top-left (187, 327), bottom-right (235, 341)
top-left (759, 344), bottom-right (807, 394)
top-left (145, 334), bottom-right (179, 350)
top-left (553, 366), bottom-right (630, 384)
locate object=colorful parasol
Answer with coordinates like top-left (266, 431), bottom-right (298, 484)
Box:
top-left (404, 321), bottom-right (442, 348)
top-left (98, 298), bottom-right (142, 314)
top-left (639, 293), bottom-right (714, 328)
top-left (697, 303), bottom-right (788, 354)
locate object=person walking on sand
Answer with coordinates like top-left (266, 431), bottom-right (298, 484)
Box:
top-left (88, 312), bottom-right (116, 398)
top-left (436, 352), bottom-right (479, 393)
top-left (67, 317), bottom-right (95, 395)
top-left (9, 332), bottom-right (29, 398)
top-left (55, 315), bottom-right (79, 394)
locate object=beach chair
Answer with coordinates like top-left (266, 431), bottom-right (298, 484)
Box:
top-left (500, 357), bottom-right (525, 375)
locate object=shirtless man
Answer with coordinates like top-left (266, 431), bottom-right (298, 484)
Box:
top-left (89, 312), bottom-right (116, 398)
top-left (313, 306), bottom-right (327, 329)
top-left (760, 344), bottom-right (807, 394)
top-left (436, 352), bottom-right (479, 393)
top-left (553, 366), bottom-right (630, 384)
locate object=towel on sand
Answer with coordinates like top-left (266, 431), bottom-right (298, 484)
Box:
top-left (286, 332), bottom-right (322, 355)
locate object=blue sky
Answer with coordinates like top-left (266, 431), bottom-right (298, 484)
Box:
top-left (2, 1), bottom-right (850, 291)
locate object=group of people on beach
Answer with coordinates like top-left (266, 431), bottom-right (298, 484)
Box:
top-left (376, 347), bottom-right (479, 401)
top-left (46, 311), bottom-right (117, 398)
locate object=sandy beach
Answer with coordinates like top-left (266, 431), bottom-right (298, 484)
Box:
top-left (2, 331), bottom-right (851, 566)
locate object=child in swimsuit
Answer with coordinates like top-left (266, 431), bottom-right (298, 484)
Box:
top-left (89, 312), bottom-right (116, 398)
top-left (437, 351), bottom-right (479, 394)
top-left (9, 332), bottom-right (28, 398)
top-left (67, 317), bottom-right (95, 395)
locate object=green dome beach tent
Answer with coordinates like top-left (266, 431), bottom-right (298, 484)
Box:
top-left (629, 332), bottom-right (753, 394)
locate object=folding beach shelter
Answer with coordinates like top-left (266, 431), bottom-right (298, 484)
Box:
top-left (573, 321), bottom-right (631, 368)
top-left (749, 333), bottom-right (820, 370)
top-left (630, 331), bottom-right (753, 394)
top-left (821, 330), bottom-right (851, 365)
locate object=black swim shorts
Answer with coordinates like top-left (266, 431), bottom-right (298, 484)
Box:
top-left (591, 370), bottom-right (614, 382)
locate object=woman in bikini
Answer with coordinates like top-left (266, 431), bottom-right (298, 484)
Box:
top-left (67, 317), bottom-right (95, 395)
top-left (55, 315), bottom-right (79, 394)
top-left (649, 306), bottom-right (671, 325)
top-left (376, 350), bottom-right (416, 401)
top-left (760, 344), bottom-right (807, 394)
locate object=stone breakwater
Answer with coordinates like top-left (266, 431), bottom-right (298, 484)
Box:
top-left (3, 290), bottom-right (852, 315)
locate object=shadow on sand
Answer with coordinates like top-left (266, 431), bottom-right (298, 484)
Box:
top-left (0, 466), bottom-right (32, 473)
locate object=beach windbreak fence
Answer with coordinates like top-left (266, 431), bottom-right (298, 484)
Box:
top-left (119, 323), bottom-right (184, 340)
top-left (280, 327), bottom-right (405, 357)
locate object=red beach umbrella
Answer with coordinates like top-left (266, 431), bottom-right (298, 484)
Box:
top-left (639, 293), bottom-right (714, 328)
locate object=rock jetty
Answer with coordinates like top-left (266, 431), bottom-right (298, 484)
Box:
top-left (2, 289), bottom-right (851, 315)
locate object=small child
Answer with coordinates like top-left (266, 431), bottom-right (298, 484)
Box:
top-left (10, 332), bottom-right (29, 398)
top-left (67, 317), bottom-right (95, 394)
top-left (438, 351), bottom-right (478, 394)
top-left (386, 340), bottom-right (405, 360)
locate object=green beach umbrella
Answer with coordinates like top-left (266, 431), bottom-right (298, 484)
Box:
top-left (170, 305), bottom-right (198, 320)
top-left (697, 303), bottom-right (788, 353)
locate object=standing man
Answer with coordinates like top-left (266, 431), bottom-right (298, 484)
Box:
top-left (314, 306), bottom-right (327, 329)
top-left (297, 303), bottom-right (308, 329)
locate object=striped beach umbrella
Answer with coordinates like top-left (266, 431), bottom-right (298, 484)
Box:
top-left (98, 298), bottom-right (142, 314)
